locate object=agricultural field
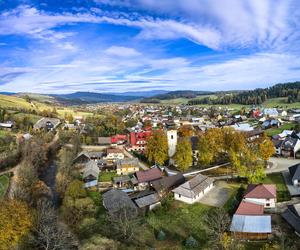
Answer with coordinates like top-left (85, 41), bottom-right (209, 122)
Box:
top-left (56, 107), bottom-right (93, 118)
top-left (0, 94), bottom-right (50, 111)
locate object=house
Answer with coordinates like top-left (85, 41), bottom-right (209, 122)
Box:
top-left (74, 151), bottom-right (103, 164)
top-left (102, 189), bottom-right (138, 218)
top-left (282, 203), bottom-right (300, 234)
top-left (135, 168), bottom-right (163, 190)
top-left (235, 200), bottom-right (264, 215)
top-left (288, 164), bottom-right (300, 186)
top-left (98, 137), bottom-right (112, 146)
top-left (82, 161), bottom-right (100, 182)
top-left (244, 129), bottom-right (264, 143)
top-left (230, 215), bottom-right (272, 240)
top-left (262, 119), bottom-right (281, 129)
top-left (230, 123), bottom-right (254, 132)
top-left (272, 139), bottom-right (284, 156)
top-left (105, 148), bottom-right (124, 162)
top-left (113, 175), bottom-right (131, 188)
top-left (116, 158), bottom-right (140, 175)
top-left (133, 192), bottom-right (161, 213)
top-left (128, 130), bottom-right (152, 152)
top-left (150, 173), bottom-right (185, 196)
top-left (243, 184), bottom-right (277, 208)
top-left (263, 108), bottom-right (278, 118)
top-left (280, 137), bottom-right (300, 158)
top-left (111, 134), bottom-right (127, 145)
top-left (172, 174), bottom-right (214, 204)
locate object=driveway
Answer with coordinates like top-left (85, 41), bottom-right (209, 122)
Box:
top-left (266, 157), bottom-right (300, 174)
top-left (198, 181), bottom-right (231, 207)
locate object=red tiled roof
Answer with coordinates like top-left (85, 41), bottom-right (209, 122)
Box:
top-left (244, 184), bottom-right (276, 199)
top-left (136, 168), bottom-right (162, 183)
top-left (235, 201), bottom-right (264, 215)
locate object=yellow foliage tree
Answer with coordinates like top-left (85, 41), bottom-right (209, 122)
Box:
top-left (0, 200), bottom-right (32, 249)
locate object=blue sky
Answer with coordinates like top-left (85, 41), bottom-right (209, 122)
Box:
top-left (1, 0), bottom-right (300, 93)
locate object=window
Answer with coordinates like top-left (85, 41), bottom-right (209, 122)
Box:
top-left (171, 135), bottom-right (174, 139)
top-left (266, 203), bottom-right (270, 207)
top-left (178, 194), bottom-right (181, 198)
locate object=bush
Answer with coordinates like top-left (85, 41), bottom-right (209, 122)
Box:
top-left (185, 236), bottom-right (199, 248)
top-left (156, 230), bottom-right (166, 241)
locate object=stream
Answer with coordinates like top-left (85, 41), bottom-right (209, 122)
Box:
top-left (39, 162), bottom-right (60, 208)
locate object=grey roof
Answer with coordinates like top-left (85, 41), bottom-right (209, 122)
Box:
top-left (83, 161), bottom-right (100, 179)
top-left (102, 189), bottom-right (137, 216)
top-left (98, 137), bottom-right (111, 145)
top-left (117, 158), bottom-right (139, 169)
top-left (289, 164), bottom-right (300, 181)
top-left (134, 193), bottom-right (160, 208)
top-left (151, 173), bottom-right (185, 192)
top-left (172, 174), bottom-right (214, 198)
top-left (230, 215), bottom-right (272, 233)
top-left (113, 175), bottom-right (131, 183)
top-left (282, 137), bottom-right (298, 151)
top-left (282, 205), bottom-right (300, 233)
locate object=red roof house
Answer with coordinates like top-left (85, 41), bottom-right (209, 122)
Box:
top-left (244, 184), bottom-right (277, 208)
top-left (244, 184), bottom-right (276, 199)
top-left (235, 200), bottom-right (264, 215)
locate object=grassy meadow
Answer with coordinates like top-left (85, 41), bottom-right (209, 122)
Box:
top-left (0, 174), bottom-right (9, 199)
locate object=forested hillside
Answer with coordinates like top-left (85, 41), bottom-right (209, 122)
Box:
top-left (188, 82), bottom-right (300, 105)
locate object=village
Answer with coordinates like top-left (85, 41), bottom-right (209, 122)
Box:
top-left (1, 102), bottom-right (300, 249)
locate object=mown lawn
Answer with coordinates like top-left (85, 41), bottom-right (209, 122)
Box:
top-left (262, 173), bottom-right (291, 202)
top-left (0, 174), bottom-right (9, 199)
top-left (144, 200), bottom-right (211, 248)
top-left (265, 122), bottom-right (295, 137)
top-left (99, 171), bottom-right (118, 182)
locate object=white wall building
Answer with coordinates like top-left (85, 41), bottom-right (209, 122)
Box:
top-left (167, 129), bottom-right (178, 158)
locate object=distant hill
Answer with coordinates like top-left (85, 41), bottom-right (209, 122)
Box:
top-left (141, 90), bottom-right (213, 103)
top-left (111, 90), bottom-right (168, 97)
top-left (52, 91), bottom-right (141, 104)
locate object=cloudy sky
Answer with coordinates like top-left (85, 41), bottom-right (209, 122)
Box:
top-left (1, 0), bottom-right (300, 94)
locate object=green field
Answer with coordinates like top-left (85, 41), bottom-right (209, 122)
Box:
top-left (0, 174), bottom-right (9, 199)
top-left (160, 96), bottom-right (300, 110)
top-left (262, 173), bottom-right (290, 202)
top-left (265, 122), bottom-right (295, 137)
top-left (99, 171), bottom-right (118, 182)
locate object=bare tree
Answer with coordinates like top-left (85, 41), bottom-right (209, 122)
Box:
top-left (28, 199), bottom-right (78, 250)
top-left (204, 208), bottom-right (231, 249)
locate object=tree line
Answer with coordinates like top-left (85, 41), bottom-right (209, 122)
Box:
top-left (188, 82), bottom-right (300, 105)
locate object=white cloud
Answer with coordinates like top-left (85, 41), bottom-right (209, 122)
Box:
top-left (105, 46), bottom-right (141, 57)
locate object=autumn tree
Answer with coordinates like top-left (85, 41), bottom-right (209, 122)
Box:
top-left (178, 125), bottom-right (194, 137)
top-left (174, 137), bottom-right (193, 171)
top-left (259, 135), bottom-right (275, 163)
top-left (0, 200), bottom-right (33, 249)
top-left (145, 130), bottom-right (168, 165)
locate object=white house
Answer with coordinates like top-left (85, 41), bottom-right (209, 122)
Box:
top-left (243, 184), bottom-right (277, 208)
top-left (172, 174), bottom-right (214, 204)
top-left (105, 148), bottom-right (124, 162)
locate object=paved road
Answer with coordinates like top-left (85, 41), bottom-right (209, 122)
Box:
top-left (266, 157), bottom-right (300, 174)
